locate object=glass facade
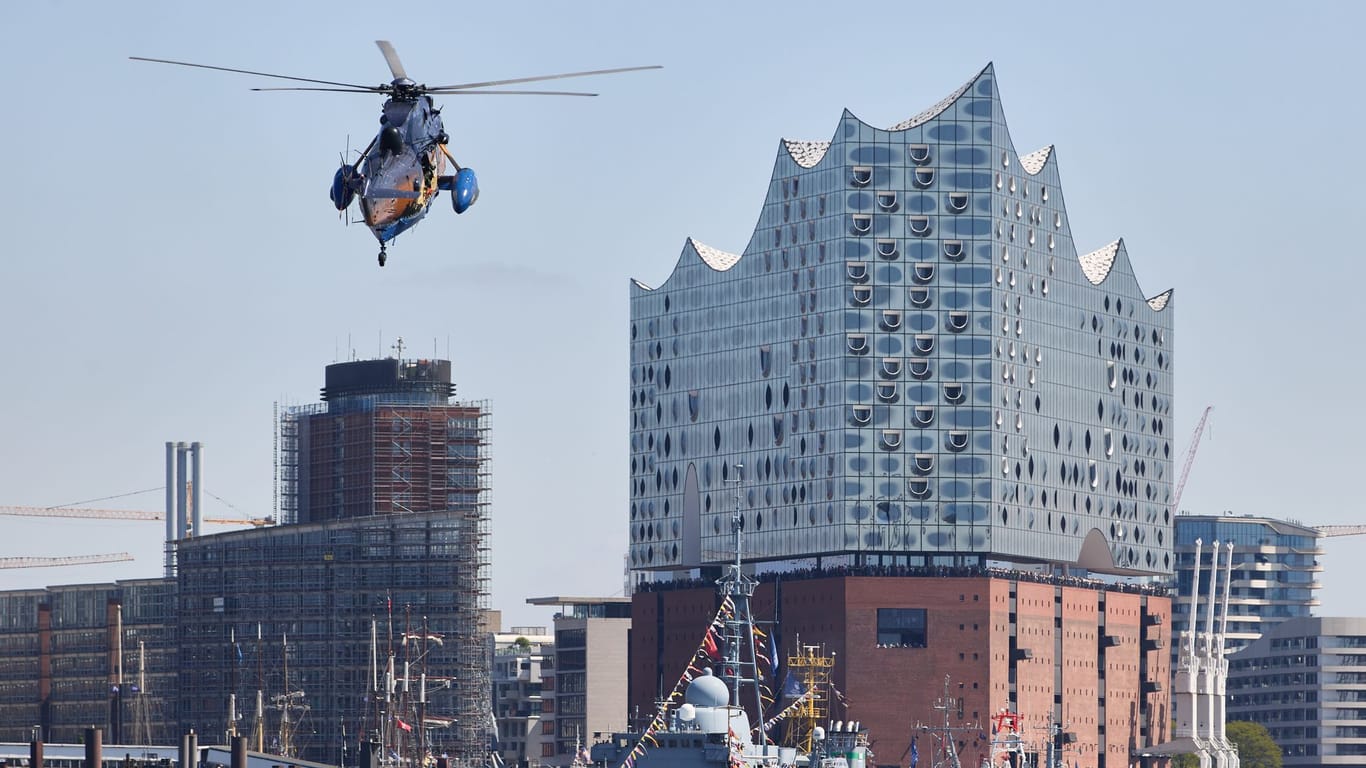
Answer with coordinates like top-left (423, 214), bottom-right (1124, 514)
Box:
top-left (1170, 513), bottom-right (1323, 654)
top-left (629, 64), bottom-right (1174, 577)
top-left (0, 580), bottom-right (178, 745)
top-left (175, 513), bottom-right (486, 765)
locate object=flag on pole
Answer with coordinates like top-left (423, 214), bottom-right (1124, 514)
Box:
top-left (910, 737), bottom-right (919, 768)
top-left (396, 718), bottom-right (413, 732)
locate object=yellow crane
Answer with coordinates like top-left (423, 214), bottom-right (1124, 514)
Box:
top-left (0, 505), bottom-right (274, 527)
top-left (0, 553), bottom-right (135, 569)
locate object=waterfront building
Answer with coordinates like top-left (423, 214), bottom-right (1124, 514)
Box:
top-left (0, 579), bottom-right (177, 745)
top-left (173, 356), bottom-right (492, 766)
top-left (627, 64), bottom-right (1175, 768)
top-left (525, 598), bottom-right (630, 768)
top-left (1226, 617), bottom-right (1366, 765)
top-left (492, 627), bottom-right (554, 768)
top-left (0, 355), bottom-right (492, 766)
top-left (1170, 513), bottom-right (1322, 656)
top-left (632, 572), bottom-right (1170, 768)
top-left (628, 65), bottom-right (1174, 581)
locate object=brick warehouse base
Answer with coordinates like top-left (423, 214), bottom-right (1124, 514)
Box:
top-left (630, 571), bottom-right (1170, 768)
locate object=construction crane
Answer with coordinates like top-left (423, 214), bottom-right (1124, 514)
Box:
top-left (0, 506), bottom-right (274, 528)
top-left (1315, 525), bottom-right (1366, 538)
top-left (1172, 405), bottom-right (1213, 514)
top-left (0, 553), bottom-right (134, 569)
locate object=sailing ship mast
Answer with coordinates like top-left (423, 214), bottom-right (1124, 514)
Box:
top-left (916, 676), bottom-right (976, 768)
top-left (254, 624), bottom-right (266, 753)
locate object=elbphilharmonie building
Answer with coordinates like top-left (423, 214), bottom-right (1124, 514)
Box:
top-left (628, 64), bottom-right (1175, 578)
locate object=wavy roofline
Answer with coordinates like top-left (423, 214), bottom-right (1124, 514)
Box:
top-left (1019, 145), bottom-right (1054, 175)
top-left (782, 139), bottom-right (831, 169)
top-left (631, 238), bottom-right (742, 294)
top-left (889, 63), bottom-right (993, 131)
top-left (1077, 239), bottom-right (1173, 313)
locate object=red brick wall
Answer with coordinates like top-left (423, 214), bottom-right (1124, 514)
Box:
top-left (630, 575), bottom-right (1170, 768)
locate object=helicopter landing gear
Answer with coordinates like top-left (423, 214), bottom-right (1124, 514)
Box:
top-left (378, 246), bottom-right (387, 267)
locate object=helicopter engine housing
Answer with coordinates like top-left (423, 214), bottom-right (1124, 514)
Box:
top-left (452, 168), bottom-right (479, 214)
top-left (330, 165), bottom-right (359, 210)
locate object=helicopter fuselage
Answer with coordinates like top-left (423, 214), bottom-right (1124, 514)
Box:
top-left (355, 95), bottom-right (447, 244)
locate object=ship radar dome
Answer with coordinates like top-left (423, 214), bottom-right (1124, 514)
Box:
top-left (684, 668), bottom-right (729, 708)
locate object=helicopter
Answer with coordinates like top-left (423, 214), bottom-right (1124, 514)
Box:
top-left (132, 42), bottom-right (660, 266)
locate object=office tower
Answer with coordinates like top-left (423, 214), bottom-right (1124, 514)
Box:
top-left (175, 355), bottom-right (491, 765)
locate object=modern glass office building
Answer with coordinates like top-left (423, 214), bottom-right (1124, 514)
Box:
top-left (628, 64), bottom-right (1175, 578)
top-left (1170, 513), bottom-right (1322, 655)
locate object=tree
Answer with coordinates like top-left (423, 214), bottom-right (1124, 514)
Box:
top-left (1227, 721), bottom-right (1281, 768)
top-left (513, 636), bottom-right (532, 651)
top-left (1169, 753), bottom-right (1198, 768)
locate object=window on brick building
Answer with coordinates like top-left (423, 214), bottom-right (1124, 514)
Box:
top-left (876, 608), bottom-right (927, 648)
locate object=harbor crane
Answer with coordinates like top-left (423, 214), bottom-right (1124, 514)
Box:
top-left (0, 553), bottom-right (134, 569)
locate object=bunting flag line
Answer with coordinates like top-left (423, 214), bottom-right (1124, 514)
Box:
top-left (702, 628), bottom-right (720, 660)
top-left (758, 688), bottom-right (815, 734)
top-left (615, 598), bottom-right (738, 768)
top-left (832, 685), bottom-right (850, 707)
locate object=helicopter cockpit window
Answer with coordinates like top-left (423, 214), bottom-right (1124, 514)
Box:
top-left (382, 100), bottom-right (416, 129)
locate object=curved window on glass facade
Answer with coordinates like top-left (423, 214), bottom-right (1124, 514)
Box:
top-left (947, 192), bottom-right (969, 213)
top-left (913, 263), bottom-right (935, 283)
top-left (877, 382), bottom-right (899, 402)
top-left (881, 358), bottom-right (902, 378)
top-left (850, 405), bottom-right (872, 425)
top-left (913, 406), bottom-right (934, 427)
top-left (847, 334), bottom-right (869, 354)
top-left (909, 358), bottom-right (932, 379)
top-left (909, 287), bottom-right (932, 308)
top-left (877, 192), bottom-right (899, 211)
top-left (851, 166), bottom-right (872, 186)
top-left (881, 430), bottom-right (903, 450)
top-left (943, 383), bottom-right (966, 404)
top-left (851, 215), bottom-right (872, 235)
top-left (851, 286), bottom-right (872, 305)
top-left (913, 168), bottom-right (936, 188)
top-left (908, 478), bottom-right (932, 499)
top-left (913, 334), bottom-right (935, 355)
top-left (913, 454), bottom-right (934, 474)
top-left (847, 261), bottom-right (869, 282)
top-left (877, 239), bottom-right (899, 259)
top-left (909, 216), bottom-right (932, 237)
top-left (947, 312), bottom-right (970, 332)
top-left (943, 240), bottom-right (965, 261)
top-left (881, 311), bottom-right (902, 331)
top-left (946, 431), bottom-right (970, 452)
top-left (909, 144), bottom-right (931, 165)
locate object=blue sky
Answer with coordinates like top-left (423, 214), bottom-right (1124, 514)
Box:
top-left (1, 2), bottom-right (1363, 626)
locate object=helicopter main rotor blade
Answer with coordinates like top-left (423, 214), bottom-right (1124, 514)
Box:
top-left (425, 89), bottom-right (599, 96)
top-left (253, 87), bottom-right (387, 93)
top-left (376, 40), bottom-right (408, 81)
top-left (130, 56), bottom-right (377, 90)
top-left (428, 64), bottom-right (661, 92)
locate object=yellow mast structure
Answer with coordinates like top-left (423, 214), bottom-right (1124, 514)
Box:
top-left (782, 639), bottom-right (835, 752)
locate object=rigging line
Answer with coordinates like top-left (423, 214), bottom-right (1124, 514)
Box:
top-left (45, 487), bottom-right (163, 509)
top-left (205, 490), bottom-right (248, 517)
